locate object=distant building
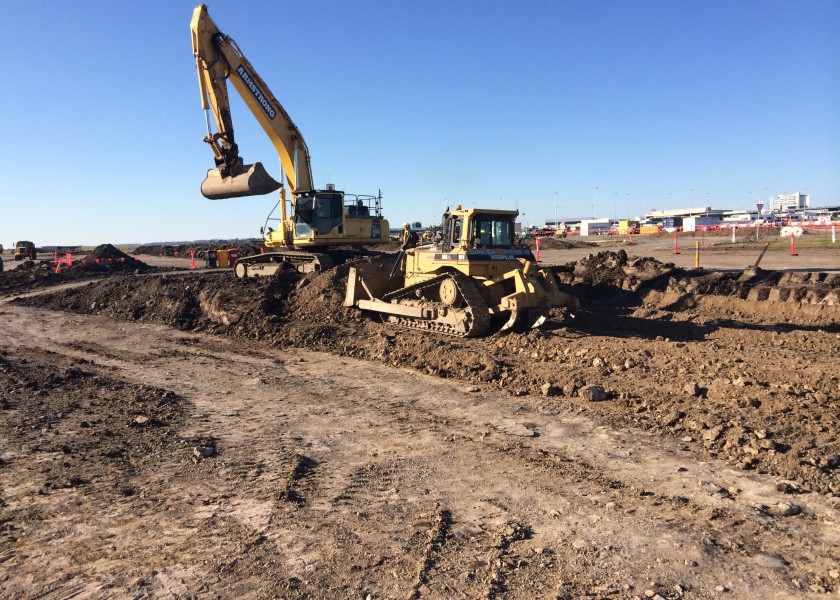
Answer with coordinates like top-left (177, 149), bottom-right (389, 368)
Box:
top-left (579, 218), bottom-right (612, 236)
top-left (773, 193), bottom-right (809, 212)
top-left (722, 210), bottom-right (758, 222)
top-left (646, 207), bottom-right (725, 221)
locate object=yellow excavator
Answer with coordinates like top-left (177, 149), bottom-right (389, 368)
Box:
top-left (345, 206), bottom-right (578, 336)
top-left (190, 4), bottom-right (389, 276)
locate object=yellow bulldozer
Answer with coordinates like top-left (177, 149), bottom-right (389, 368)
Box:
top-left (345, 206), bottom-right (578, 337)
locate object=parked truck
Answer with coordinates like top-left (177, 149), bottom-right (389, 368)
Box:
top-left (14, 241), bottom-right (36, 261)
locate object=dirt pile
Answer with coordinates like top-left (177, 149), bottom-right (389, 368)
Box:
top-left (18, 272), bottom-right (296, 338)
top-left (134, 241), bottom-right (263, 258)
top-left (521, 237), bottom-right (597, 250)
top-left (12, 251), bottom-right (840, 495)
top-left (0, 244), bottom-right (152, 294)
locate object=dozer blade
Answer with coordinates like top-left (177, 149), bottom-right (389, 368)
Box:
top-left (201, 162), bottom-right (281, 200)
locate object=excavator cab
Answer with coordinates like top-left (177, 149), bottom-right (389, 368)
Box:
top-left (293, 191), bottom-right (344, 236)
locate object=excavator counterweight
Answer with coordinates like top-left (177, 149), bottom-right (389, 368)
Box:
top-left (200, 162), bottom-right (281, 200)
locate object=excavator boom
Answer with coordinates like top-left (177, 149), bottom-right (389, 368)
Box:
top-left (190, 4), bottom-right (313, 198)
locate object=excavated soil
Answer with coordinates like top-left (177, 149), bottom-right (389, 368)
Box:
top-left (521, 237), bottom-right (599, 250)
top-left (14, 251), bottom-right (840, 495)
top-left (2, 249), bottom-right (839, 598)
top-left (0, 244), bottom-right (153, 294)
top-left (135, 241), bottom-right (264, 258)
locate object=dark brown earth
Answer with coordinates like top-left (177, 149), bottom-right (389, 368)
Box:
top-left (2, 249), bottom-right (838, 599)
top-left (134, 241), bottom-right (264, 258)
top-left (15, 251), bottom-right (839, 497)
top-left (0, 244), bottom-right (153, 294)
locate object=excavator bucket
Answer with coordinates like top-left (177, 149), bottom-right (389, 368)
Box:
top-left (200, 162), bottom-right (281, 200)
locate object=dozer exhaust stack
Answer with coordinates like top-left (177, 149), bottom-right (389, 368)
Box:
top-left (200, 162), bottom-right (281, 200)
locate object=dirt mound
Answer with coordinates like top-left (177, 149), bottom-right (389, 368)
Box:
top-left (284, 262), bottom-right (361, 325)
top-left (11, 260), bottom-right (38, 271)
top-left (13, 252), bottom-right (840, 495)
top-left (0, 249), bottom-right (153, 295)
top-left (134, 241), bottom-right (263, 258)
top-left (521, 237), bottom-right (597, 250)
top-left (88, 243), bottom-right (134, 261)
top-left (18, 272), bottom-right (297, 338)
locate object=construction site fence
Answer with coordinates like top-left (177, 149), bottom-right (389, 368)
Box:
top-left (529, 221), bottom-right (840, 238)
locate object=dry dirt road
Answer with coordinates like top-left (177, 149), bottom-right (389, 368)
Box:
top-left (1, 299), bottom-right (838, 599)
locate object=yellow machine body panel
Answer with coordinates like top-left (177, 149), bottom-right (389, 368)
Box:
top-left (262, 191), bottom-right (390, 249)
top-left (14, 241), bottom-right (36, 261)
top-left (191, 5), bottom-right (390, 254)
top-left (344, 206), bottom-right (578, 336)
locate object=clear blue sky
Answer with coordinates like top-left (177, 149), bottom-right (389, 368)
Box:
top-left (2, 0), bottom-right (838, 246)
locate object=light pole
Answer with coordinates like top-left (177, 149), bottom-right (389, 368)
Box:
top-left (594, 186), bottom-right (599, 218)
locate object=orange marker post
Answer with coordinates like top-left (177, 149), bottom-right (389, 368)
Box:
top-left (790, 232), bottom-right (797, 256)
top-left (694, 240), bottom-right (700, 269)
top-left (190, 249), bottom-right (197, 269)
top-left (673, 233), bottom-right (679, 254)
top-left (535, 237), bottom-right (541, 262)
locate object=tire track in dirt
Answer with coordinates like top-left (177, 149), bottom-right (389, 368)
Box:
top-left (2, 305), bottom-right (837, 598)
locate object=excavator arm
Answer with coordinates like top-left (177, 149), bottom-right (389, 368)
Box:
top-left (190, 4), bottom-right (314, 198)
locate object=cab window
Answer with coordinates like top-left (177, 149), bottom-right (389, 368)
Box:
top-left (470, 215), bottom-right (513, 248)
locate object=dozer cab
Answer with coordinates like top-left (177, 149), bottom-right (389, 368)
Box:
top-left (345, 206), bottom-right (578, 337)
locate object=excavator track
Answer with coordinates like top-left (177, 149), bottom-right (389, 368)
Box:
top-left (381, 273), bottom-right (492, 338)
top-left (235, 251), bottom-right (333, 278)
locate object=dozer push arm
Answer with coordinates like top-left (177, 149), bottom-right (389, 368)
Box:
top-left (190, 4), bottom-right (314, 196)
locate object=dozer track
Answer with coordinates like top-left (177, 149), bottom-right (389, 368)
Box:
top-left (380, 273), bottom-right (492, 337)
